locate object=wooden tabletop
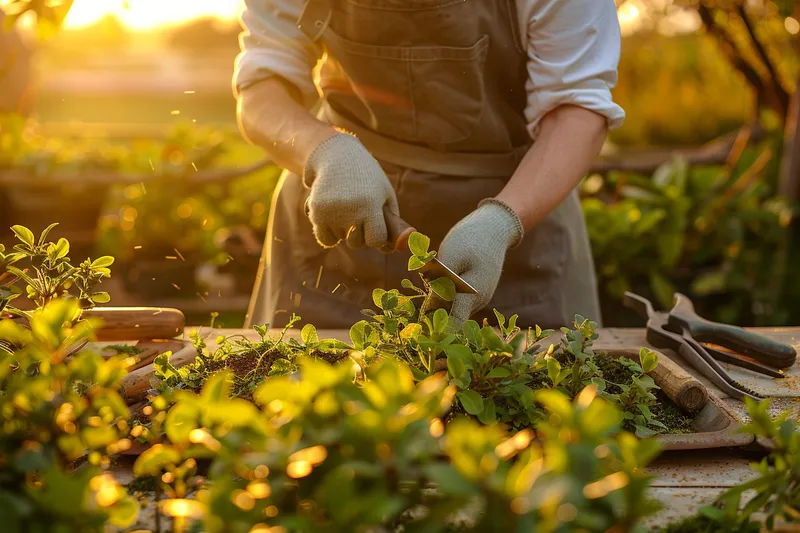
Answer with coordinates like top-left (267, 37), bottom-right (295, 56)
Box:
top-left (176, 326), bottom-right (800, 526)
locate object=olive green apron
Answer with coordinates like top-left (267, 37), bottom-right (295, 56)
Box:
top-left (246, 0), bottom-right (602, 330)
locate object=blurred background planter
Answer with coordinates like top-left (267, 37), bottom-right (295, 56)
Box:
top-left (0, 172), bottom-right (111, 262)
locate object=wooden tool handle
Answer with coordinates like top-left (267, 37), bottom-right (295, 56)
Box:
top-left (120, 342), bottom-right (198, 403)
top-left (613, 348), bottom-right (709, 412)
top-left (383, 206), bottom-right (416, 252)
top-left (81, 307), bottom-right (185, 341)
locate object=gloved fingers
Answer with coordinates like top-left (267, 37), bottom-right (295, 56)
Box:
top-left (363, 209), bottom-right (389, 248)
top-left (450, 293), bottom-right (481, 323)
top-left (345, 224), bottom-right (366, 249)
top-left (313, 223), bottom-right (341, 248)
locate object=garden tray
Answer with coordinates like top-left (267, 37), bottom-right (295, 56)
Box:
top-left (603, 349), bottom-right (753, 450)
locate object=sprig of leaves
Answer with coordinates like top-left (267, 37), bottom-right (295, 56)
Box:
top-left (0, 223), bottom-right (114, 319)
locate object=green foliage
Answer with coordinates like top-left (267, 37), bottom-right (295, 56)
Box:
top-left (0, 223), bottom-right (113, 319)
top-left (0, 298), bottom-right (137, 530)
top-left (133, 357), bottom-right (662, 532)
top-left (583, 139), bottom-right (797, 326)
top-left (156, 252), bottom-right (675, 440)
top-left (688, 398), bottom-right (800, 532)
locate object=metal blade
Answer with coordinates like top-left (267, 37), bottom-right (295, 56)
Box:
top-left (419, 257), bottom-right (478, 295)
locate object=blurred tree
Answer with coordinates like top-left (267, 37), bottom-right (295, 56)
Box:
top-left (0, 8), bottom-right (33, 115)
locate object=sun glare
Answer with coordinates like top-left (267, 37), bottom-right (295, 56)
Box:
top-left (56, 0), bottom-right (240, 30)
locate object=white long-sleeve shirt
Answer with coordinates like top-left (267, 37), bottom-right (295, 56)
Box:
top-left (232, 0), bottom-right (625, 138)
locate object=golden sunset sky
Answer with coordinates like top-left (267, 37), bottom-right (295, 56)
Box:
top-left (1, 0), bottom-right (648, 32)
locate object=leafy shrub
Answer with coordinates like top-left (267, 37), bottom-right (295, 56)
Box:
top-left (132, 357), bottom-right (663, 533)
top-left (0, 223), bottom-right (114, 318)
top-left (153, 233), bottom-right (675, 440)
top-left (0, 298), bottom-right (138, 530)
top-left (582, 138), bottom-right (797, 326)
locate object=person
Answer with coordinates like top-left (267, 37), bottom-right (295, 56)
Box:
top-left (234, 0), bottom-right (625, 330)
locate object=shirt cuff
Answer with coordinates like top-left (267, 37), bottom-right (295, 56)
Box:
top-left (524, 81), bottom-right (625, 140)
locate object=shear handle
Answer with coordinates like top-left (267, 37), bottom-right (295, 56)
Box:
top-left (669, 293), bottom-right (796, 368)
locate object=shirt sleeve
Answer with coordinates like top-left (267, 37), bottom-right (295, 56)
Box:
top-left (232, 0), bottom-right (322, 108)
top-left (520, 0), bottom-right (625, 139)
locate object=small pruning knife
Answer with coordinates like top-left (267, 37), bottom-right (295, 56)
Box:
top-left (383, 206), bottom-right (478, 295)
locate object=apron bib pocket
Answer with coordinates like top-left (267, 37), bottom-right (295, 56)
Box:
top-left (320, 26), bottom-right (489, 146)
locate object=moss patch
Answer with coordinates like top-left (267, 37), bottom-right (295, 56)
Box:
top-left (595, 354), bottom-right (695, 434)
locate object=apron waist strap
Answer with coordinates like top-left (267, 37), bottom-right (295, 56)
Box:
top-left (321, 104), bottom-right (529, 178)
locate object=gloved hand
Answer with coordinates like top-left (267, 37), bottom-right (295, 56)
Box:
top-left (438, 198), bottom-right (525, 321)
top-left (303, 133), bottom-right (399, 249)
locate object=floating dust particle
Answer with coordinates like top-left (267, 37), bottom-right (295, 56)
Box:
top-left (184, 90), bottom-right (195, 94)
top-left (294, 293), bottom-right (302, 307)
top-left (202, 218), bottom-right (208, 228)
top-left (332, 284), bottom-right (341, 294)
top-left (197, 293), bottom-right (208, 303)
top-left (302, 281), bottom-right (307, 287)
top-left (315, 266), bottom-right (323, 289)
top-left (274, 237), bottom-right (283, 243)
top-left (191, 162), bottom-right (198, 172)
top-left (289, 292), bottom-right (293, 301)
top-left (166, 256), bottom-right (177, 260)
top-left (174, 249), bottom-right (186, 262)
top-left (140, 182), bottom-right (147, 194)
top-left (149, 160), bottom-right (154, 171)
top-left (134, 245), bottom-right (142, 250)
top-left (172, 283), bottom-right (181, 290)
top-left (171, 110), bottom-right (181, 115)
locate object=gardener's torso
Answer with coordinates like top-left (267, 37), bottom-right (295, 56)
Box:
top-left (248, 0), bottom-right (602, 330)
top-left (299, 0), bottom-right (531, 167)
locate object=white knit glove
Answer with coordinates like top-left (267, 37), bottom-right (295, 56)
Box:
top-left (303, 133), bottom-right (399, 249)
top-left (438, 199), bottom-right (524, 321)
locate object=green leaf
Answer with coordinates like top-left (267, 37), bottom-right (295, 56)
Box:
top-left (640, 348), bottom-right (659, 373)
top-left (350, 320), bottom-right (370, 349)
top-left (107, 495), bottom-right (139, 527)
top-left (432, 308), bottom-right (449, 334)
top-left (408, 232), bottom-right (430, 257)
top-left (428, 277), bottom-right (456, 302)
top-left (11, 225), bottom-right (34, 248)
top-left (493, 309), bottom-right (506, 330)
top-left (51, 238), bottom-right (70, 259)
top-left (133, 445), bottom-right (181, 477)
top-left (486, 367), bottom-right (512, 379)
top-left (400, 323), bottom-right (422, 340)
top-left (372, 288), bottom-right (386, 308)
top-left (90, 292), bottom-right (111, 304)
top-left (37, 223), bottom-right (59, 245)
top-left (462, 320), bottom-right (481, 347)
top-left (408, 256), bottom-right (426, 271)
top-left (154, 352), bottom-right (179, 383)
top-left (477, 399), bottom-right (497, 424)
top-left (165, 403), bottom-right (199, 445)
top-left (301, 324), bottom-right (319, 346)
top-left (546, 357), bottom-right (562, 385)
top-left (91, 256), bottom-right (115, 268)
top-left (447, 353), bottom-right (467, 381)
top-left (634, 425), bottom-right (658, 438)
top-left (380, 291), bottom-right (399, 310)
top-left (456, 390), bottom-right (484, 415)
